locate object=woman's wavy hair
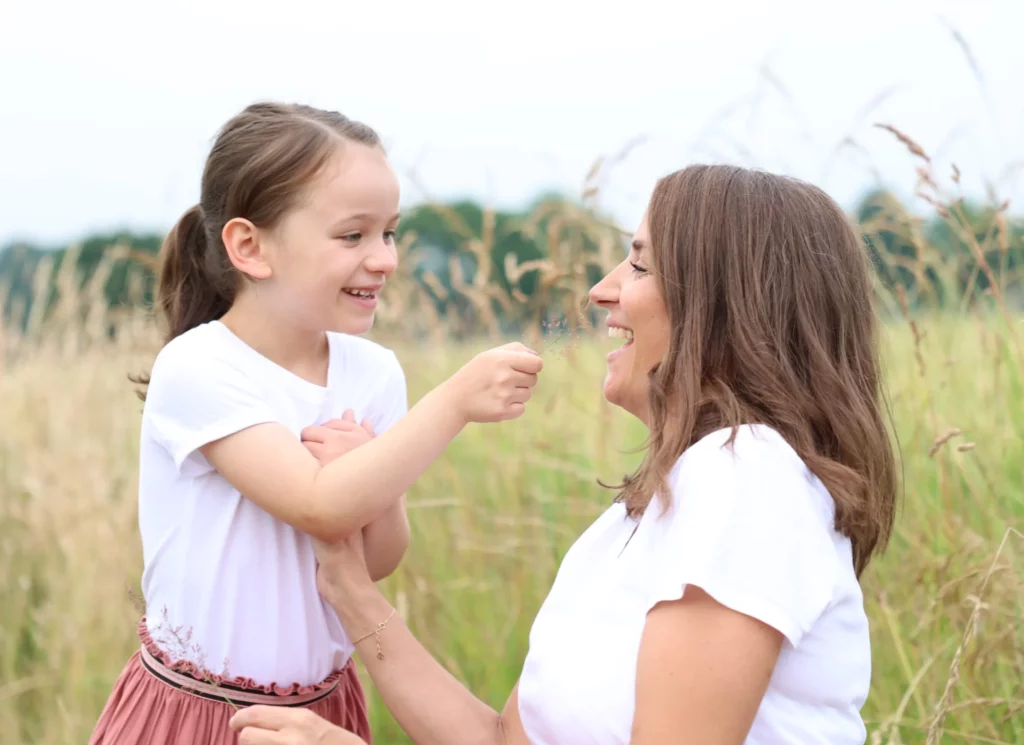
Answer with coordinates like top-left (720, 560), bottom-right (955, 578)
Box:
top-left (612, 164), bottom-right (899, 577)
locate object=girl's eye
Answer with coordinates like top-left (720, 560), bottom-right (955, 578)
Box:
top-left (630, 261), bottom-right (648, 275)
top-left (384, 230), bottom-right (396, 242)
top-left (339, 233), bottom-right (362, 243)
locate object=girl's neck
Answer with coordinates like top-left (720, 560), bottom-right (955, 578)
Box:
top-left (217, 299), bottom-right (329, 386)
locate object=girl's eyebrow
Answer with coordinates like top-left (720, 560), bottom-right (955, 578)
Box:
top-left (337, 212), bottom-right (401, 222)
top-left (330, 212), bottom-right (402, 230)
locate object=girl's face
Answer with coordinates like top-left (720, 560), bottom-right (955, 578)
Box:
top-left (241, 142), bottom-right (401, 337)
top-left (588, 212), bottom-right (671, 425)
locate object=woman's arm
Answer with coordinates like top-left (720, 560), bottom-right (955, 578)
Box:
top-left (229, 569), bottom-right (529, 745)
top-left (336, 584), bottom-right (781, 745)
top-left (631, 586), bottom-right (782, 744)
top-left (332, 582), bottom-right (514, 745)
top-left (230, 549), bottom-right (782, 745)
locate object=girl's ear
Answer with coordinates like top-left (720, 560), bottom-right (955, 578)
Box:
top-left (222, 218), bottom-right (273, 280)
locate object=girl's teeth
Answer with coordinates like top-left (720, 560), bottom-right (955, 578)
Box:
top-left (608, 327), bottom-right (634, 341)
top-left (344, 289), bottom-right (374, 298)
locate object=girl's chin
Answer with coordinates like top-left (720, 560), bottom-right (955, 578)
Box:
top-left (328, 316), bottom-right (375, 336)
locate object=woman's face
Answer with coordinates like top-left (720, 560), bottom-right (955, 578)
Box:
top-left (588, 212), bottom-right (671, 426)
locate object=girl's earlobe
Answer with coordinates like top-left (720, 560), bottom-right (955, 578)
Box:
top-left (222, 218), bottom-right (272, 280)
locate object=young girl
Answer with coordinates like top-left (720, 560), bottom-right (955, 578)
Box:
top-left (88, 102), bottom-right (543, 745)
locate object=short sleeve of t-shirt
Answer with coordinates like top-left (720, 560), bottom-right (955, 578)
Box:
top-left (143, 333), bottom-right (278, 471)
top-left (649, 426), bottom-right (839, 647)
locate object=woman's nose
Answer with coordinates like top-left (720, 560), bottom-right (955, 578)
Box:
top-left (588, 265), bottom-right (621, 308)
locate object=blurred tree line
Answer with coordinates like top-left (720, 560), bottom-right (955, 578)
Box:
top-left (1, 188), bottom-right (1022, 341)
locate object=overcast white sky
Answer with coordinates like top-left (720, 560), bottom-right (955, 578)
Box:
top-left (1, 0), bottom-right (1021, 245)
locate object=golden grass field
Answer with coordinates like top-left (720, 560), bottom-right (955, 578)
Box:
top-left (1, 125), bottom-right (1023, 744)
top-left (1, 305), bottom-right (1022, 745)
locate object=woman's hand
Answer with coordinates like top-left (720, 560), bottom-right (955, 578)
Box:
top-left (229, 706), bottom-right (366, 745)
top-left (313, 529), bottom-right (376, 613)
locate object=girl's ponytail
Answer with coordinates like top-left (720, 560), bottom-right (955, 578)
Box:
top-left (129, 205), bottom-right (233, 401)
top-left (156, 204), bottom-right (232, 343)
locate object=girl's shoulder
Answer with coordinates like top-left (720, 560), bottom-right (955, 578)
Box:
top-left (145, 321), bottom-right (262, 410)
top-left (151, 321), bottom-right (232, 373)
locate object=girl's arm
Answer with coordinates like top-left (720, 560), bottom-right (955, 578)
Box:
top-left (361, 496), bottom-right (409, 581)
top-left (201, 344), bottom-right (542, 543)
top-left (301, 414), bottom-right (410, 580)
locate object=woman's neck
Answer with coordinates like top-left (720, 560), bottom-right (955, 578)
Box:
top-left (217, 298), bottom-right (329, 386)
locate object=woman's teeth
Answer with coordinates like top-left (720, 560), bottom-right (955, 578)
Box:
top-left (608, 327), bottom-right (634, 342)
top-left (343, 289), bottom-right (375, 298)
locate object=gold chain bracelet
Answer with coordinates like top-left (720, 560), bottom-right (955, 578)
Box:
top-left (352, 608), bottom-right (397, 660)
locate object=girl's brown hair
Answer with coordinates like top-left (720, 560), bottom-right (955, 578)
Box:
top-left (131, 102), bottom-right (380, 397)
top-left (615, 164), bottom-right (898, 577)
top-left (157, 102), bottom-right (380, 343)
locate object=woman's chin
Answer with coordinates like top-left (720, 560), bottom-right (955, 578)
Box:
top-left (602, 376), bottom-right (620, 406)
top-left (602, 376), bottom-right (630, 410)
top-left (603, 373), bottom-right (649, 424)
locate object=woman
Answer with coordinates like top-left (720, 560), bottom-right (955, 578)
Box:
top-left (230, 164), bottom-right (898, 745)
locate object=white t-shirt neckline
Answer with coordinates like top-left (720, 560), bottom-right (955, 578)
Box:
top-left (209, 320), bottom-right (335, 402)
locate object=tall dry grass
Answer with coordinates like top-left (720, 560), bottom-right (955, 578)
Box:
top-left (1, 117), bottom-right (1022, 745)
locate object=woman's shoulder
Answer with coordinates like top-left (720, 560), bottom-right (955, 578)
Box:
top-left (670, 424), bottom-right (828, 511)
top-left (678, 423), bottom-right (806, 470)
top-left (656, 423), bottom-right (841, 566)
top-left (643, 424), bottom-right (854, 649)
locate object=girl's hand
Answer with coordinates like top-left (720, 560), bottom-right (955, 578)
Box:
top-left (230, 706), bottom-right (365, 745)
top-left (301, 410), bottom-right (374, 464)
top-left (444, 342), bottom-right (543, 424)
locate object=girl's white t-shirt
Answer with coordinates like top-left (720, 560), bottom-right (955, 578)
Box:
top-left (518, 424), bottom-right (872, 745)
top-left (137, 320), bottom-right (407, 688)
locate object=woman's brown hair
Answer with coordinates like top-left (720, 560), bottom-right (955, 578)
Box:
top-left (131, 102), bottom-right (380, 397)
top-left (615, 164), bottom-right (898, 577)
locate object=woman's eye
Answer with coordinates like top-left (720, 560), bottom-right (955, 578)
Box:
top-left (630, 261), bottom-right (648, 275)
top-left (338, 233), bottom-right (361, 243)
top-left (384, 230), bottom-right (396, 242)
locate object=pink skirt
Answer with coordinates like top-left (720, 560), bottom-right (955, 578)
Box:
top-left (88, 619), bottom-right (371, 745)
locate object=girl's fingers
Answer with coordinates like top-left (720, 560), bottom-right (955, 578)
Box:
top-left (360, 417), bottom-right (376, 437)
top-left (300, 426), bottom-right (330, 443)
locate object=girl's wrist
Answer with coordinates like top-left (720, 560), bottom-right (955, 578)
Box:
top-left (421, 380), bottom-right (469, 432)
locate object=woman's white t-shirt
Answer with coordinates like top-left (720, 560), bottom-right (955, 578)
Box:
top-left (518, 424), bottom-right (872, 744)
top-left (137, 320), bottom-right (407, 688)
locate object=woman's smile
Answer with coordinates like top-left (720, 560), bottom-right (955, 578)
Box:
top-left (606, 322), bottom-right (635, 363)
